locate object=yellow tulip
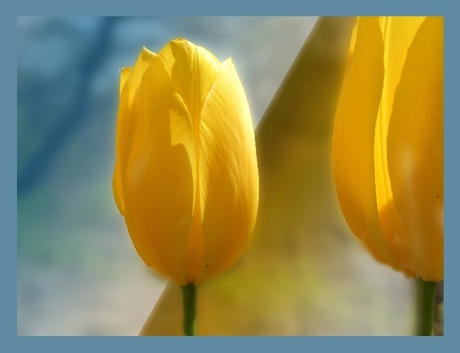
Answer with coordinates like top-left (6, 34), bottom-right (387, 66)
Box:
top-left (333, 17), bottom-right (443, 282)
top-left (113, 38), bottom-right (259, 286)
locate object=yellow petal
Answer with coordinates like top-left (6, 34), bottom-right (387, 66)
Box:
top-left (333, 17), bottom-right (403, 271)
top-left (386, 17), bottom-right (444, 281)
top-left (373, 17), bottom-right (426, 267)
top-left (113, 67), bottom-right (133, 214)
top-left (195, 58), bottom-right (259, 284)
top-left (344, 18), bottom-right (358, 69)
top-left (378, 16), bottom-right (425, 119)
top-left (116, 47), bottom-right (196, 285)
top-left (119, 66), bottom-right (131, 99)
top-left (158, 38), bottom-right (221, 123)
top-left (113, 51), bottom-right (154, 215)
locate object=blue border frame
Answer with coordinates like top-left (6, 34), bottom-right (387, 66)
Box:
top-left (7, 0), bottom-right (457, 351)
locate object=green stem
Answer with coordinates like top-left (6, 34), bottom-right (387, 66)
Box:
top-left (181, 283), bottom-right (197, 336)
top-left (414, 278), bottom-right (437, 336)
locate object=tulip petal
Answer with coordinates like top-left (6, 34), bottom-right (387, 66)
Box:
top-left (113, 67), bottom-right (133, 214)
top-left (116, 47), bottom-right (196, 285)
top-left (378, 16), bottom-right (425, 118)
top-left (333, 17), bottom-right (403, 272)
top-left (195, 59), bottom-right (259, 284)
top-left (113, 52), bottom-right (153, 215)
top-left (119, 66), bottom-right (131, 99)
top-left (158, 38), bottom-right (221, 123)
top-left (386, 17), bottom-right (444, 281)
top-left (373, 18), bottom-right (425, 262)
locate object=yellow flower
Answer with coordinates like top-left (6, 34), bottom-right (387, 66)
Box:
top-left (113, 38), bottom-right (259, 286)
top-left (333, 17), bottom-right (443, 282)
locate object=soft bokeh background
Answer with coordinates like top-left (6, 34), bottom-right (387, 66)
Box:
top-left (17, 16), bottom-right (417, 336)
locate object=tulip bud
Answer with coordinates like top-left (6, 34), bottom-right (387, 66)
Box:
top-left (333, 17), bottom-right (443, 281)
top-left (113, 38), bottom-right (259, 285)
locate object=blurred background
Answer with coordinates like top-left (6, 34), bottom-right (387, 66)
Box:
top-left (18, 17), bottom-right (435, 336)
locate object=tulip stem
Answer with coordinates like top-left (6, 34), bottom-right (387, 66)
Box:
top-left (181, 283), bottom-right (197, 336)
top-left (414, 278), bottom-right (437, 336)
